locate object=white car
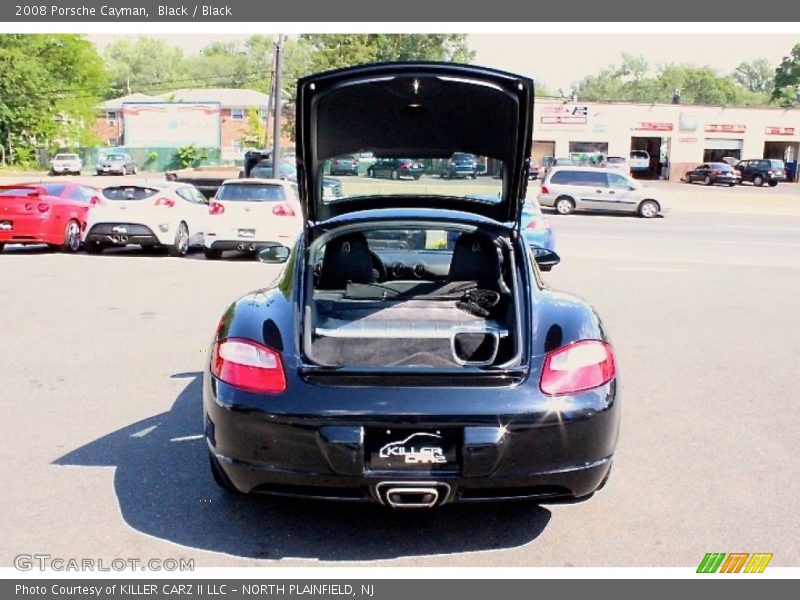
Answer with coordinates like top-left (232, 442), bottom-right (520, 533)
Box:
top-left (629, 150), bottom-right (650, 173)
top-left (50, 153), bottom-right (82, 176)
top-left (203, 178), bottom-right (302, 260)
top-left (83, 181), bottom-right (208, 256)
top-left (538, 166), bottom-right (668, 218)
top-left (606, 156), bottom-right (631, 174)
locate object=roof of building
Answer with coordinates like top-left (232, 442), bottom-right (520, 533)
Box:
top-left (154, 88), bottom-right (270, 107)
top-left (98, 93), bottom-right (158, 110)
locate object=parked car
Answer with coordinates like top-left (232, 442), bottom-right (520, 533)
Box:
top-left (440, 152), bottom-right (479, 179)
top-left (96, 153), bottom-right (137, 176)
top-left (684, 162), bottom-right (741, 186)
top-left (520, 197), bottom-right (555, 251)
top-left (629, 150), bottom-right (650, 172)
top-left (0, 182), bottom-right (99, 253)
top-left (734, 159), bottom-right (787, 187)
top-left (606, 156), bottom-right (631, 174)
top-left (204, 179), bottom-right (302, 260)
top-left (249, 159), bottom-right (344, 200)
top-left (366, 158), bottom-right (424, 180)
top-left (203, 62), bottom-right (619, 507)
top-left (539, 166), bottom-right (666, 218)
top-left (329, 155), bottom-right (360, 176)
top-left (528, 161), bottom-right (541, 180)
top-left (49, 153), bottom-right (82, 176)
top-left (83, 182), bottom-right (208, 256)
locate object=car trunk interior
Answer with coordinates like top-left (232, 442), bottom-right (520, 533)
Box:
top-left (304, 227), bottom-right (521, 369)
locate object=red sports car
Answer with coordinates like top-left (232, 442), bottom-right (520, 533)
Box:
top-left (0, 182), bottom-right (100, 253)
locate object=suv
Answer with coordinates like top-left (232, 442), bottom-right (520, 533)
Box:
top-left (538, 166), bottom-right (666, 218)
top-left (440, 152), bottom-right (478, 179)
top-left (734, 159), bottom-right (787, 187)
top-left (629, 150), bottom-right (650, 172)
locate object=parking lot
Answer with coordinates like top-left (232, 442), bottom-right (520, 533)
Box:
top-left (1, 186), bottom-right (799, 567)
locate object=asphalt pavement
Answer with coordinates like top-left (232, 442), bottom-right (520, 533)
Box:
top-left (0, 196), bottom-right (798, 567)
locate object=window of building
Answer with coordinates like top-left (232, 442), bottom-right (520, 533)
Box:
top-left (259, 108), bottom-right (269, 120)
top-left (232, 139), bottom-right (244, 153)
top-left (106, 111), bottom-right (118, 121)
top-left (230, 108), bottom-right (245, 120)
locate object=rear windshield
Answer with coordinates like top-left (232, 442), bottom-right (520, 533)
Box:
top-left (770, 159), bottom-right (785, 168)
top-left (102, 186), bottom-right (159, 200)
top-left (55, 154), bottom-right (78, 160)
top-left (105, 154), bottom-right (126, 160)
top-left (216, 183), bottom-right (286, 201)
top-left (710, 163), bottom-right (732, 170)
top-left (451, 153), bottom-right (476, 161)
top-left (607, 157), bottom-right (626, 164)
top-left (631, 151), bottom-right (649, 159)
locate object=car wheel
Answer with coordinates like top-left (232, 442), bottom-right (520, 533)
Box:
top-left (84, 241), bottom-right (105, 255)
top-left (204, 247), bottom-right (222, 260)
top-left (471, 173), bottom-right (477, 179)
top-left (0, 243), bottom-right (5, 253)
top-left (208, 451), bottom-right (241, 493)
top-left (554, 197), bottom-right (575, 215)
top-left (684, 173), bottom-right (692, 183)
top-left (132, 165), bottom-right (138, 175)
top-left (703, 175), bottom-right (712, 186)
top-left (367, 168), bottom-right (374, 178)
top-left (96, 171), bottom-right (102, 176)
top-left (60, 220), bottom-right (81, 253)
top-left (413, 173), bottom-right (422, 180)
top-left (768, 181), bottom-right (778, 187)
top-left (753, 175), bottom-right (764, 187)
top-left (391, 169), bottom-right (399, 180)
top-left (167, 222), bottom-right (190, 257)
top-left (728, 183), bottom-right (735, 187)
top-left (638, 200), bottom-right (660, 218)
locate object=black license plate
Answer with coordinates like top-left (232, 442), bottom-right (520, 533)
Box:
top-left (0, 221), bottom-right (12, 231)
top-left (366, 428), bottom-right (460, 471)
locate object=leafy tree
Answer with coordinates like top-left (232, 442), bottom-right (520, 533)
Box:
top-left (772, 43), bottom-right (800, 106)
top-left (0, 34), bottom-right (107, 165)
top-left (733, 58), bottom-right (774, 94)
top-left (243, 106), bottom-right (266, 147)
top-left (104, 36), bottom-right (189, 97)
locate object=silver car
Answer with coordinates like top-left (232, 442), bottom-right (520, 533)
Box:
top-left (96, 153), bottom-right (137, 176)
top-left (538, 166), bottom-right (667, 218)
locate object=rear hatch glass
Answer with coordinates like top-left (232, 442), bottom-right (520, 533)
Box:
top-left (102, 186), bottom-right (160, 201)
top-left (216, 183), bottom-right (286, 201)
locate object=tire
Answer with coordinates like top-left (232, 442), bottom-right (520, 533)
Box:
top-left (638, 200), bottom-right (660, 219)
top-left (208, 451), bottom-right (241, 493)
top-left (0, 243), bottom-right (4, 253)
top-left (753, 175), bottom-right (764, 187)
top-left (367, 168), bottom-right (374, 178)
top-left (167, 222), bottom-right (189, 257)
top-left (84, 241), bottom-right (106, 255)
top-left (728, 183), bottom-right (735, 187)
top-left (60, 220), bottom-right (81, 253)
top-left (471, 173), bottom-right (477, 179)
top-left (204, 247), bottom-right (222, 260)
top-left (121, 166), bottom-right (127, 176)
top-left (768, 181), bottom-right (778, 188)
top-left (684, 173), bottom-right (692, 183)
top-left (554, 196), bottom-right (575, 215)
top-left (96, 171), bottom-right (102, 176)
top-left (413, 174), bottom-right (422, 180)
top-left (703, 175), bottom-right (712, 186)
top-left (391, 169), bottom-right (399, 180)
top-left (132, 165), bottom-right (138, 175)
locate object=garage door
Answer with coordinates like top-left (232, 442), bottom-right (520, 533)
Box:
top-left (704, 138), bottom-right (743, 151)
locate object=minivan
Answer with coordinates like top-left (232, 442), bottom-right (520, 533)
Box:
top-left (538, 166), bottom-right (667, 218)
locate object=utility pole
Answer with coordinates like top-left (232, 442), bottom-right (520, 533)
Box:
top-left (271, 34), bottom-right (284, 170)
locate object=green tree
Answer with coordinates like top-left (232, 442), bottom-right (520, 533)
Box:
top-left (243, 106), bottom-right (266, 147)
top-left (299, 34), bottom-right (474, 74)
top-left (733, 58), bottom-right (774, 94)
top-left (104, 36), bottom-right (189, 97)
top-left (0, 34), bottom-right (107, 165)
top-left (772, 43), bottom-right (800, 106)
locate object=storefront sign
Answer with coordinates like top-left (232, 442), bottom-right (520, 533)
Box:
top-left (679, 112), bottom-right (698, 132)
top-left (679, 137), bottom-right (698, 143)
top-left (633, 122), bottom-right (673, 132)
top-left (765, 126), bottom-right (796, 136)
top-left (538, 104), bottom-right (590, 130)
top-left (705, 124), bottom-right (747, 134)
top-left (541, 116), bottom-right (587, 125)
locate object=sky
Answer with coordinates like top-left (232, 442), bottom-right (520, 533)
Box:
top-left (88, 33), bottom-right (799, 92)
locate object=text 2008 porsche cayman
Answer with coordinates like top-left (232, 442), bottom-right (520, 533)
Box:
top-left (203, 63), bottom-right (620, 508)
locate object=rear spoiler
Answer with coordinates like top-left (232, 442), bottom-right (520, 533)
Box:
top-left (0, 185), bottom-right (45, 197)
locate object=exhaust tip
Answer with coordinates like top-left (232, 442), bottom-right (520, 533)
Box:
top-left (111, 235), bottom-right (120, 243)
top-left (120, 235), bottom-right (129, 243)
top-left (248, 244), bottom-right (256, 251)
top-left (236, 243), bottom-right (245, 251)
top-left (375, 481), bottom-right (450, 508)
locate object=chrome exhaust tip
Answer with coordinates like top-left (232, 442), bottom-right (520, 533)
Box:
top-left (375, 481), bottom-right (450, 508)
top-left (236, 243), bottom-right (245, 251)
top-left (111, 235), bottom-right (120, 243)
top-left (248, 244), bottom-right (256, 252)
top-left (119, 235), bottom-right (129, 243)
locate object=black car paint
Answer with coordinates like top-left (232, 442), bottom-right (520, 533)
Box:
top-left (203, 207), bottom-right (619, 504)
top-left (685, 163), bottom-right (739, 186)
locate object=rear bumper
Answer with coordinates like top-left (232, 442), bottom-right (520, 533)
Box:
top-left (206, 239), bottom-right (282, 251)
top-left (204, 374), bottom-right (620, 504)
top-left (0, 215), bottom-right (60, 245)
top-left (85, 223), bottom-right (162, 246)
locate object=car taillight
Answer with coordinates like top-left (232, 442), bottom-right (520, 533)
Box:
top-left (526, 218), bottom-right (550, 230)
top-left (272, 203), bottom-right (295, 217)
top-left (211, 338), bottom-right (286, 394)
top-left (540, 340), bottom-right (616, 396)
top-left (714, 170), bottom-right (723, 175)
top-left (37, 203), bottom-right (49, 213)
top-left (209, 201), bottom-right (225, 215)
top-left (89, 196), bottom-right (101, 206)
top-left (155, 197), bottom-right (175, 207)
top-left (767, 170), bottom-right (773, 176)
top-left (541, 186), bottom-right (550, 195)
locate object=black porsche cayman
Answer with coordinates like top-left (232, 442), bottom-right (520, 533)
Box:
top-left (203, 63), bottom-right (620, 507)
